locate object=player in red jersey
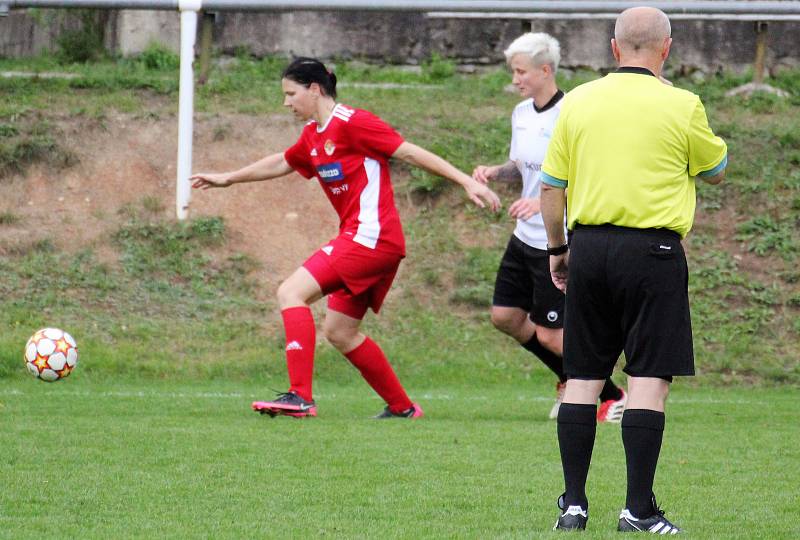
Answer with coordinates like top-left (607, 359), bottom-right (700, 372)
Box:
top-left (192, 57), bottom-right (500, 419)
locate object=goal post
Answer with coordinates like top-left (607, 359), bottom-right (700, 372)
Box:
top-left (176, 0), bottom-right (201, 220)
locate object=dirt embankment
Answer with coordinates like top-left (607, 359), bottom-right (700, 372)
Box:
top-left (0, 113), bottom-right (343, 293)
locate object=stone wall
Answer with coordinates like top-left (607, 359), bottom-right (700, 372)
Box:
top-left (2, 9), bottom-right (799, 73)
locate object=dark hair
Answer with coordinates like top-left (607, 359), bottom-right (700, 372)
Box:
top-left (282, 57), bottom-right (337, 99)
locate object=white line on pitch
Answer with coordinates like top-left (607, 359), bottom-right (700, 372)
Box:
top-left (0, 388), bottom-right (773, 406)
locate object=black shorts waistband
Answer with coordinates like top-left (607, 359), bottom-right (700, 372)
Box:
top-left (572, 223), bottom-right (681, 241)
top-left (509, 234), bottom-right (547, 255)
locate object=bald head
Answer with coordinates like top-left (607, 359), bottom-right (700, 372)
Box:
top-left (614, 7), bottom-right (671, 54)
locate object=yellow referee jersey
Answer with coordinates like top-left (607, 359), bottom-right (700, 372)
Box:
top-left (541, 68), bottom-right (727, 238)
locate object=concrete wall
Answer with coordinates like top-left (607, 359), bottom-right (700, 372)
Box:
top-left (2, 9), bottom-right (799, 73)
top-left (210, 12), bottom-right (526, 65)
top-left (0, 10), bottom-right (117, 58)
top-left (114, 10), bottom-right (180, 57)
top-left (0, 11), bottom-right (72, 57)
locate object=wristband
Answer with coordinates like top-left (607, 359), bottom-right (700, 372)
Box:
top-left (546, 243), bottom-right (569, 256)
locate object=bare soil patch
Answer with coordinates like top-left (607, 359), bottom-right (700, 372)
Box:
top-left (0, 113), bottom-right (340, 294)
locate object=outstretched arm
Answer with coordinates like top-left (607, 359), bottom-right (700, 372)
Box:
top-left (472, 160), bottom-right (522, 184)
top-left (191, 152), bottom-right (294, 189)
top-left (393, 142), bottom-right (501, 211)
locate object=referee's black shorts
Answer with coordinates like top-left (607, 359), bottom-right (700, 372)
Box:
top-left (563, 224), bottom-right (694, 380)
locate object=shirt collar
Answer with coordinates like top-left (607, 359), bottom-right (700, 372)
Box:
top-left (534, 89), bottom-right (565, 113)
top-left (614, 66), bottom-right (656, 77)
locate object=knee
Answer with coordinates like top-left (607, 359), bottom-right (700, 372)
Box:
top-left (323, 324), bottom-right (358, 352)
top-left (491, 310), bottom-right (518, 336)
top-left (536, 329), bottom-right (563, 356)
top-left (276, 279), bottom-right (297, 309)
top-left (652, 381), bottom-right (670, 404)
top-left (627, 378), bottom-right (670, 411)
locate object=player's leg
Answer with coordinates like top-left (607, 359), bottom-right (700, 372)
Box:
top-left (276, 266), bottom-right (325, 309)
top-left (554, 377), bottom-right (604, 531)
top-left (620, 376), bottom-right (670, 510)
top-left (276, 266), bottom-right (324, 401)
top-left (492, 306), bottom-right (566, 379)
top-left (617, 376), bottom-right (676, 532)
top-left (490, 236), bottom-right (534, 343)
top-left (322, 305), bottom-right (365, 353)
top-left (490, 305), bottom-right (533, 343)
top-left (554, 226), bottom-right (622, 531)
top-left (492, 237), bottom-right (566, 383)
top-left (323, 303), bottom-right (420, 418)
top-left (526, 247), bottom-right (574, 420)
top-left (616, 229), bottom-right (692, 533)
top-left (534, 325), bottom-right (561, 355)
top-left (252, 266), bottom-right (323, 416)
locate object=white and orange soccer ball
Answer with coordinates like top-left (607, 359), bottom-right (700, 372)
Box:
top-left (24, 328), bottom-right (78, 382)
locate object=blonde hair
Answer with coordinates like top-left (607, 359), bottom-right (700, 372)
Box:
top-left (504, 32), bottom-right (561, 71)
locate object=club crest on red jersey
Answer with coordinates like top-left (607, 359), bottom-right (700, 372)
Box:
top-left (324, 139), bottom-right (336, 156)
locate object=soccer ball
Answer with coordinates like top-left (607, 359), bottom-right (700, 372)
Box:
top-left (24, 328), bottom-right (78, 382)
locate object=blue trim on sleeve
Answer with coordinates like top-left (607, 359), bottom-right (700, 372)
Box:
top-left (698, 154), bottom-right (728, 177)
top-left (541, 171), bottom-right (568, 189)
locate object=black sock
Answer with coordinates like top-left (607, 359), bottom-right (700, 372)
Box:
top-left (522, 335), bottom-right (566, 382)
top-left (621, 409), bottom-right (665, 518)
top-left (557, 403), bottom-right (597, 509)
top-left (598, 378), bottom-right (623, 402)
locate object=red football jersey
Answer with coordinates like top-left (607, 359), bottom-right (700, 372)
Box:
top-left (284, 104), bottom-right (406, 256)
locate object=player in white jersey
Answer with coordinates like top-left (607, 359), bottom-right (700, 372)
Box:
top-left (473, 33), bottom-right (627, 422)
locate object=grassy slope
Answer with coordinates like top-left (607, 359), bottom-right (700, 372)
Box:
top-left (0, 55), bottom-right (798, 385)
top-left (0, 54), bottom-right (798, 540)
top-left (1, 379), bottom-right (798, 539)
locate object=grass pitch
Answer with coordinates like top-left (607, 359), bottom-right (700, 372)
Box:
top-left (0, 56), bottom-right (798, 538)
top-left (1, 378), bottom-right (797, 539)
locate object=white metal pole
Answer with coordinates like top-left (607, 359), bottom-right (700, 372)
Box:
top-left (176, 0), bottom-right (201, 220)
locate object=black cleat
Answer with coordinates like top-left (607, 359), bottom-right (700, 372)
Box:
top-left (618, 494), bottom-right (681, 534)
top-left (373, 403), bottom-right (424, 419)
top-left (553, 493), bottom-right (588, 531)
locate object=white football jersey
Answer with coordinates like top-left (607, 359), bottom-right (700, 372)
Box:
top-left (509, 92), bottom-right (567, 250)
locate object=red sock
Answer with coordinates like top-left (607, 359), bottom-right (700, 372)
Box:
top-left (345, 337), bottom-right (413, 413)
top-left (281, 306), bottom-right (315, 401)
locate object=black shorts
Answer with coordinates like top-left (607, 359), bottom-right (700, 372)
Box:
top-left (492, 234), bottom-right (565, 328)
top-left (563, 224), bottom-right (694, 379)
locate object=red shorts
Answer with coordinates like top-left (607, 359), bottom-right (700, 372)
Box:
top-left (303, 236), bottom-right (403, 320)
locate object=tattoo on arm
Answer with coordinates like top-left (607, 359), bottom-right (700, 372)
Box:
top-left (495, 161), bottom-right (522, 183)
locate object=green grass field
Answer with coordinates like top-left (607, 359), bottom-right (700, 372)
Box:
top-left (1, 378), bottom-right (797, 539)
top-left (1, 52), bottom-right (799, 538)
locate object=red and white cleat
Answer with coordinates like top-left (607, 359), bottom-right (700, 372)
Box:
top-left (252, 391), bottom-right (317, 418)
top-left (597, 389), bottom-right (627, 423)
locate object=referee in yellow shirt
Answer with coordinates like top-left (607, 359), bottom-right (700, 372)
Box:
top-left (540, 7), bottom-right (727, 534)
